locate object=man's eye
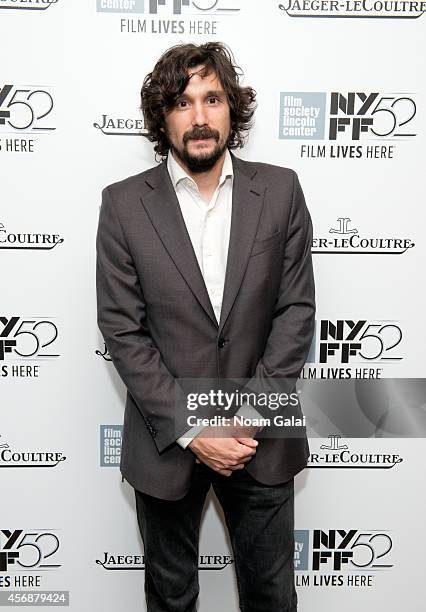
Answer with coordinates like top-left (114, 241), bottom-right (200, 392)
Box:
top-left (207, 97), bottom-right (218, 104)
top-left (176, 100), bottom-right (188, 108)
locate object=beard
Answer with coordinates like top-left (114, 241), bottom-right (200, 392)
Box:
top-left (170, 126), bottom-right (230, 174)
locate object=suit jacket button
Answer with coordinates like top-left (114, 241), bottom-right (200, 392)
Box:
top-left (218, 338), bottom-right (226, 349)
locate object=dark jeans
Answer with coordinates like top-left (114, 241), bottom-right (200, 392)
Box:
top-left (134, 462), bottom-right (297, 612)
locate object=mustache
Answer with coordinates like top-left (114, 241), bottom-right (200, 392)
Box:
top-left (183, 127), bottom-right (220, 144)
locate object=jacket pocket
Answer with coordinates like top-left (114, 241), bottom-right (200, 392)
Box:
top-left (250, 231), bottom-right (281, 257)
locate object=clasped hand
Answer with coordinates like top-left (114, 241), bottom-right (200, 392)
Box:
top-left (188, 418), bottom-right (259, 477)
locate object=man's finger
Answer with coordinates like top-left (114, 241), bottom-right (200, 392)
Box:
top-left (237, 454), bottom-right (255, 463)
top-left (234, 444), bottom-right (258, 457)
top-left (235, 437), bottom-right (258, 447)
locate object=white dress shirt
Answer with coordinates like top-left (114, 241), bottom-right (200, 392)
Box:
top-left (166, 150), bottom-right (262, 449)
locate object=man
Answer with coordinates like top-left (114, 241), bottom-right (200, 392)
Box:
top-left (96, 42), bottom-right (315, 612)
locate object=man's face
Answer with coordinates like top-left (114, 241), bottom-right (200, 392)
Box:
top-left (163, 65), bottom-right (231, 173)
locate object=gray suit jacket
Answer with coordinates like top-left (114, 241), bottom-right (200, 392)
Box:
top-left (96, 152), bottom-right (315, 500)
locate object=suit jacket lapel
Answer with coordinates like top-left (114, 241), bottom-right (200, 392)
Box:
top-left (140, 161), bottom-right (218, 327)
top-left (218, 154), bottom-right (266, 334)
top-left (139, 154), bottom-right (266, 334)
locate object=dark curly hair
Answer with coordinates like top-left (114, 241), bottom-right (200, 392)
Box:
top-left (140, 42), bottom-right (257, 158)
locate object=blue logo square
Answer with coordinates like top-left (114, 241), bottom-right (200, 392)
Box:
top-left (279, 92), bottom-right (326, 140)
top-left (294, 529), bottom-right (310, 570)
top-left (100, 425), bottom-right (122, 467)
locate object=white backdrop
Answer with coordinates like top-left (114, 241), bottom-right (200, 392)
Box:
top-left (1, 0), bottom-right (425, 610)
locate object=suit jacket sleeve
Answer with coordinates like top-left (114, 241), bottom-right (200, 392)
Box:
top-left (96, 186), bottom-right (193, 454)
top-left (241, 170), bottom-right (315, 419)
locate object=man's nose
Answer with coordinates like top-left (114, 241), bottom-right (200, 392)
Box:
top-left (191, 102), bottom-right (208, 126)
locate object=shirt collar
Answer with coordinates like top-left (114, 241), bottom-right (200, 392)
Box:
top-left (167, 148), bottom-right (233, 190)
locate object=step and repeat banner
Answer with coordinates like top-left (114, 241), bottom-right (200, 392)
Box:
top-left (1, 1), bottom-right (425, 610)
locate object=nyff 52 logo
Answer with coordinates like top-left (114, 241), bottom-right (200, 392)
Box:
top-left (279, 91), bottom-right (417, 141)
top-left (0, 84), bottom-right (55, 132)
top-left (0, 529), bottom-right (61, 571)
top-left (295, 529), bottom-right (393, 571)
top-left (311, 319), bottom-right (403, 364)
top-left (0, 316), bottom-right (59, 361)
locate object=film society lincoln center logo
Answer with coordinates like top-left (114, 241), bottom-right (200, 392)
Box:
top-left (278, 91), bottom-right (417, 159)
top-left (100, 425), bottom-right (122, 466)
top-left (96, 0), bottom-right (241, 35)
